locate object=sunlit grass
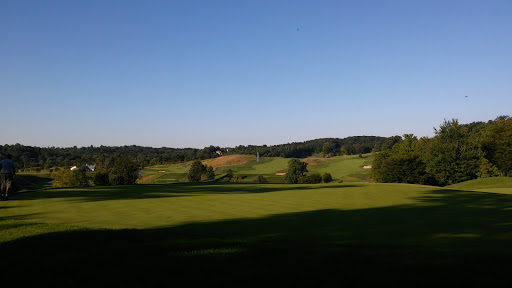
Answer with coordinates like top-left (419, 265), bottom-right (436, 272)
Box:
top-left (447, 177), bottom-right (512, 192)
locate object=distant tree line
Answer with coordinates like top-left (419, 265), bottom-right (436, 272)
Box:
top-left (0, 145), bottom-right (223, 171)
top-left (0, 136), bottom-right (391, 171)
top-left (371, 116), bottom-right (512, 186)
top-left (225, 136), bottom-right (391, 158)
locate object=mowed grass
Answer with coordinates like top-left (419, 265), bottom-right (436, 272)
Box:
top-left (3, 182), bottom-right (512, 286)
top-left (447, 177), bottom-right (512, 193)
top-left (141, 163), bottom-right (190, 183)
top-left (1, 183), bottom-right (426, 232)
top-left (308, 155), bottom-right (374, 182)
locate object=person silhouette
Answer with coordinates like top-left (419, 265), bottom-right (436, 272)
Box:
top-left (1, 154), bottom-right (16, 201)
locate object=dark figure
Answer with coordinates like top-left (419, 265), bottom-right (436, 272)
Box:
top-left (1, 154), bottom-right (16, 200)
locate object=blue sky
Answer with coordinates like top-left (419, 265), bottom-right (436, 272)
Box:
top-left (1, 0), bottom-right (511, 148)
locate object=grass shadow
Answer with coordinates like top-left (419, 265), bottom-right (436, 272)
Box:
top-left (13, 183), bottom-right (365, 202)
top-left (3, 187), bottom-right (512, 286)
top-left (13, 174), bottom-right (53, 192)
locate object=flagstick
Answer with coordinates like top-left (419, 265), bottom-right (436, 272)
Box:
top-left (257, 152), bottom-right (259, 193)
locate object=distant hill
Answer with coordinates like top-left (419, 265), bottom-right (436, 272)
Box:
top-left (202, 154), bottom-right (253, 168)
top-left (140, 154), bottom-right (374, 184)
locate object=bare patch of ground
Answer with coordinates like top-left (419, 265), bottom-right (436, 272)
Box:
top-left (202, 154), bottom-right (253, 168)
top-left (303, 158), bottom-right (330, 168)
top-left (137, 174), bottom-right (157, 183)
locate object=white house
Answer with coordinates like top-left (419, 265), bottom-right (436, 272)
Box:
top-left (85, 164), bottom-right (96, 172)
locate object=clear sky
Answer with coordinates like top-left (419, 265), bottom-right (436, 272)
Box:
top-left (1, 0), bottom-right (511, 148)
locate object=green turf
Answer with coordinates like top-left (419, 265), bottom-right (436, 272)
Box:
top-left (214, 157), bottom-right (289, 182)
top-left (447, 177), bottom-right (512, 193)
top-left (2, 182), bottom-right (512, 286)
top-left (307, 154), bottom-right (374, 182)
top-left (1, 182), bottom-right (430, 231)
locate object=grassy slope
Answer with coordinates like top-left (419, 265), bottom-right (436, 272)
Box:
top-left (141, 163), bottom-right (190, 183)
top-left (3, 183), bottom-right (512, 286)
top-left (308, 155), bottom-right (374, 182)
top-left (447, 177), bottom-right (512, 193)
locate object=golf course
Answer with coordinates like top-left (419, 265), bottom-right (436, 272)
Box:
top-left (2, 155), bottom-right (512, 287)
top-left (140, 154), bottom-right (374, 184)
top-left (4, 1), bottom-right (512, 286)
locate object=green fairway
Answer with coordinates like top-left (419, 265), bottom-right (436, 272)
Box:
top-left (307, 155), bottom-right (374, 182)
top-left (447, 177), bottom-right (512, 193)
top-left (140, 163), bottom-right (190, 183)
top-left (1, 183), bottom-right (429, 232)
top-left (2, 182), bottom-right (512, 286)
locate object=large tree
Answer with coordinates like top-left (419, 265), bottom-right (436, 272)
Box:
top-left (285, 159), bottom-right (308, 184)
top-left (188, 160), bottom-right (206, 182)
top-left (109, 156), bottom-right (140, 185)
top-left (205, 165), bottom-right (215, 180)
top-left (424, 119), bottom-right (480, 186)
top-left (480, 117), bottom-right (512, 176)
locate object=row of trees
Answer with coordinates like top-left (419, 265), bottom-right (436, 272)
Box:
top-left (371, 116), bottom-right (512, 186)
top-left (0, 145), bottom-right (223, 171)
top-left (229, 136), bottom-right (390, 158)
top-left (0, 136), bottom-right (393, 171)
top-left (52, 156), bottom-right (140, 187)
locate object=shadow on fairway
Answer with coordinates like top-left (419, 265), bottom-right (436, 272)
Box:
top-left (14, 183), bottom-right (364, 202)
top-left (3, 188), bottom-right (512, 287)
top-left (14, 174), bottom-right (53, 192)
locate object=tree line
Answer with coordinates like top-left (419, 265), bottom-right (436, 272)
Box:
top-left (0, 136), bottom-right (391, 171)
top-left (371, 116), bottom-right (512, 186)
top-left (0, 144), bottom-right (221, 171)
top-left (228, 136), bottom-right (391, 158)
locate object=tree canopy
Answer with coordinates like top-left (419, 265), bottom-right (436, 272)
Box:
top-left (371, 116), bottom-right (512, 186)
top-left (285, 159), bottom-right (308, 184)
top-left (188, 160), bottom-right (206, 182)
top-left (108, 156), bottom-right (140, 185)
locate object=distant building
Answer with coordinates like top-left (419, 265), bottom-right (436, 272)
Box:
top-left (70, 164), bottom-right (96, 172)
top-left (216, 150), bottom-right (223, 156)
top-left (85, 164), bottom-right (96, 172)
